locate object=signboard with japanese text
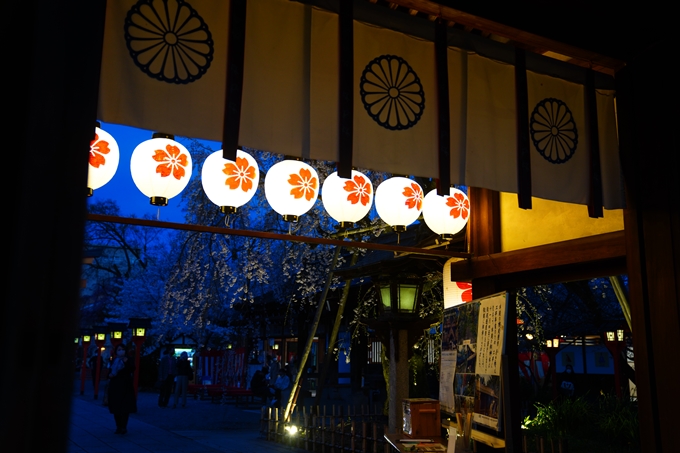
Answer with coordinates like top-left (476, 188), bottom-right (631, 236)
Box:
top-left (440, 293), bottom-right (507, 432)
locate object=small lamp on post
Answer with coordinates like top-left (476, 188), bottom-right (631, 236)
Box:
top-left (617, 329), bottom-right (624, 342)
top-left (604, 329), bottom-right (625, 398)
top-left (373, 276), bottom-right (427, 433)
top-left (92, 325), bottom-right (108, 399)
top-left (546, 337), bottom-right (561, 400)
top-left (108, 322), bottom-right (127, 349)
top-left (73, 335), bottom-right (80, 367)
top-left (375, 278), bottom-right (423, 316)
top-left (79, 329), bottom-right (92, 395)
top-left (128, 317), bottom-right (151, 396)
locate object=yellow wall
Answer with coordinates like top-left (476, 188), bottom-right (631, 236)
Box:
top-left (500, 193), bottom-right (624, 252)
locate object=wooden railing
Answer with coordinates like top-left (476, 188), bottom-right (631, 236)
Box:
top-left (261, 404), bottom-right (391, 453)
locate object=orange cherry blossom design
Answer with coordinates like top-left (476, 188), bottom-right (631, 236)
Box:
top-left (89, 133), bottom-right (110, 168)
top-left (343, 175), bottom-right (372, 206)
top-left (152, 145), bottom-right (188, 180)
top-left (456, 281), bottom-right (472, 302)
top-left (402, 183), bottom-right (423, 210)
top-left (446, 192), bottom-right (470, 220)
top-left (222, 156), bottom-right (256, 192)
top-left (288, 167), bottom-right (318, 201)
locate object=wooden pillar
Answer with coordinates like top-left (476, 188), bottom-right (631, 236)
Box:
top-left (469, 187), bottom-right (502, 299)
top-left (616, 37), bottom-right (679, 453)
top-left (469, 187), bottom-right (501, 259)
top-left (3, 1), bottom-right (106, 450)
top-left (388, 328), bottom-right (409, 433)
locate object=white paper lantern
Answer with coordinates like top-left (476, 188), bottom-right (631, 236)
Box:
top-left (264, 159), bottom-right (319, 221)
top-left (130, 133), bottom-right (192, 206)
top-left (422, 187), bottom-right (470, 238)
top-left (322, 170), bottom-right (373, 227)
top-left (202, 150), bottom-right (259, 213)
top-left (374, 177), bottom-right (423, 231)
top-left (444, 280), bottom-right (473, 308)
top-left (87, 126), bottom-right (120, 195)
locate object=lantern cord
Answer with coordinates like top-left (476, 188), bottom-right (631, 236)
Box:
top-left (156, 207), bottom-right (160, 221)
top-left (224, 215), bottom-right (232, 229)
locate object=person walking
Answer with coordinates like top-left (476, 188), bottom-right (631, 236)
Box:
top-left (173, 351), bottom-right (193, 408)
top-left (250, 366), bottom-right (268, 403)
top-left (157, 346), bottom-right (176, 407)
top-left (268, 366), bottom-right (291, 409)
top-left (107, 343), bottom-right (136, 434)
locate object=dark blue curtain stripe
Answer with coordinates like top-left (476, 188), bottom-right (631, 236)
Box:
top-left (338, 0), bottom-right (354, 179)
top-left (586, 69), bottom-right (604, 218)
top-left (515, 48), bottom-right (532, 209)
top-left (435, 18), bottom-right (451, 195)
top-left (222, 0), bottom-right (247, 161)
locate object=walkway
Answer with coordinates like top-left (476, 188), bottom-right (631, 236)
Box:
top-left (67, 377), bottom-right (305, 453)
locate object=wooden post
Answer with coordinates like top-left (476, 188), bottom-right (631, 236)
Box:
top-left (285, 247), bottom-right (342, 422)
top-left (312, 414), bottom-right (317, 452)
top-left (314, 252), bottom-right (359, 407)
top-left (267, 407), bottom-right (274, 441)
top-left (351, 420), bottom-right (356, 453)
top-left (303, 412), bottom-right (308, 451)
top-left (331, 416), bottom-right (336, 453)
top-left (340, 418), bottom-right (345, 452)
top-left (373, 423), bottom-right (378, 453)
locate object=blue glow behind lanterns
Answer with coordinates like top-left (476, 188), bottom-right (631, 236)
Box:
top-left (130, 134), bottom-right (192, 206)
top-left (321, 170), bottom-right (373, 227)
top-left (87, 126), bottom-right (120, 195)
top-left (202, 150), bottom-right (259, 214)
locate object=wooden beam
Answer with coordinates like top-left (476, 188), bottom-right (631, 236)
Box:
top-left (450, 231), bottom-right (626, 284)
top-left (469, 187), bottom-right (501, 256)
top-left (382, 0), bottom-right (625, 74)
top-left (86, 213), bottom-right (470, 259)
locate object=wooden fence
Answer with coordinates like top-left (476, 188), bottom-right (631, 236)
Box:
top-left (261, 404), bottom-right (391, 453)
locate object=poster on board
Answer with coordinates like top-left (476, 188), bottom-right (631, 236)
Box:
top-left (439, 292), bottom-right (507, 432)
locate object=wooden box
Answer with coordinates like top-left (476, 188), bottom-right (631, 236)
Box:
top-left (402, 398), bottom-right (441, 438)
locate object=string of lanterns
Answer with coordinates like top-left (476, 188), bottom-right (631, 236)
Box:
top-left (87, 127), bottom-right (470, 237)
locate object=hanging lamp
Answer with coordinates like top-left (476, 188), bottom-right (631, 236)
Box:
top-left (87, 124), bottom-right (120, 196)
top-left (264, 158), bottom-right (319, 222)
top-left (202, 149), bottom-right (259, 214)
top-left (374, 177), bottom-right (423, 232)
top-left (422, 187), bottom-right (470, 239)
top-left (130, 132), bottom-right (192, 206)
top-left (321, 170), bottom-right (373, 228)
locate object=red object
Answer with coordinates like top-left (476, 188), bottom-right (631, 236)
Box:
top-left (93, 335), bottom-right (107, 399)
top-left (79, 345), bottom-right (89, 395)
top-left (402, 398), bottom-right (441, 438)
top-left (131, 337), bottom-right (144, 397)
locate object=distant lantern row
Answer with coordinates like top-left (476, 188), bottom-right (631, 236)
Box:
top-left (87, 126), bottom-right (470, 237)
